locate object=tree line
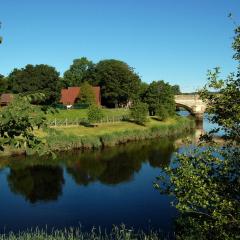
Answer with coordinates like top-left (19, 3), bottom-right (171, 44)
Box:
top-left (0, 58), bottom-right (180, 111)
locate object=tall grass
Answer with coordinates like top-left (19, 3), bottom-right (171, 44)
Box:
top-left (45, 117), bottom-right (195, 152)
top-left (0, 225), bottom-right (172, 240)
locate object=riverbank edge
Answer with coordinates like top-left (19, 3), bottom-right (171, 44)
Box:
top-left (0, 117), bottom-right (195, 157)
top-left (46, 117), bottom-right (195, 152)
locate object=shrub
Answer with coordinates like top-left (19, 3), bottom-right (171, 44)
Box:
top-left (87, 105), bottom-right (104, 123)
top-left (155, 104), bottom-right (169, 121)
top-left (130, 101), bottom-right (148, 125)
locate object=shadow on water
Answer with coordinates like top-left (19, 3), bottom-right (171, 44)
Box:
top-left (2, 139), bottom-right (175, 198)
top-left (0, 131), bottom-right (193, 234)
top-left (7, 166), bottom-right (65, 203)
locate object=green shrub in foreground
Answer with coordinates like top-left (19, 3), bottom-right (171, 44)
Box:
top-left (87, 105), bottom-right (104, 124)
top-left (130, 101), bottom-right (148, 125)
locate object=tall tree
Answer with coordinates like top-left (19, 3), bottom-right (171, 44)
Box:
top-left (144, 80), bottom-right (175, 116)
top-left (91, 59), bottom-right (141, 107)
top-left (155, 26), bottom-right (240, 239)
top-left (7, 64), bottom-right (60, 105)
top-left (79, 82), bottom-right (96, 105)
top-left (0, 74), bottom-right (7, 94)
top-left (63, 57), bottom-right (94, 87)
top-left (171, 84), bottom-right (181, 95)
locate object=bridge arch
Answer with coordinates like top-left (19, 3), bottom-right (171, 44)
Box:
top-left (175, 103), bottom-right (194, 115)
top-left (174, 95), bottom-right (207, 121)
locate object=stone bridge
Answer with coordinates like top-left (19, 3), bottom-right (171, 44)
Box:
top-left (175, 94), bottom-right (207, 121)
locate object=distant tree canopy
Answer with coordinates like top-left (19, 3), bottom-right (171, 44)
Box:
top-left (88, 59), bottom-right (141, 107)
top-left (63, 57), bottom-right (94, 87)
top-left (0, 74), bottom-right (7, 94)
top-left (7, 64), bottom-right (60, 105)
top-left (171, 84), bottom-right (181, 95)
top-left (143, 80), bottom-right (175, 116)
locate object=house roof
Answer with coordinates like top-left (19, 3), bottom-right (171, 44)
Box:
top-left (60, 86), bottom-right (101, 105)
top-left (0, 94), bottom-right (13, 104)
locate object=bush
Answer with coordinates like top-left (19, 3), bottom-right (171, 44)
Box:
top-left (87, 105), bottom-right (104, 123)
top-left (130, 101), bottom-right (148, 125)
top-left (155, 104), bottom-right (169, 121)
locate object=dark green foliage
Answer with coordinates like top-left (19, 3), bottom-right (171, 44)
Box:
top-left (63, 57), bottom-right (94, 87)
top-left (7, 64), bottom-right (60, 105)
top-left (80, 82), bottom-right (96, 105)
top-left (87, 105), bottom-right (104, 123)
top-left (156, 27), bottom-right (240, 240)
top-left (155, 104), bottom-right (169, 121)
top-left (0, 95), bottom-right (46, 152)
top-left (89, 59), bottom-right (141, 107)
top-left (171, 84), bottom-right (181, 94)
top-left (0, 74), bottom-right (7, 94)
top-left (144, 80), bottom-right (175, 116)
top-left (130, 101), bottom-right (148, 125)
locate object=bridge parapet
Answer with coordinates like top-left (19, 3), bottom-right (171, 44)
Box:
top-left (174, 94), bottom-right (206, 121)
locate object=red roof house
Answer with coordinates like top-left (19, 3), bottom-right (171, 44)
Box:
top-left (0, 94), bottom-right (14, 106)
top-left (60, 86), bottom-right (101, 106)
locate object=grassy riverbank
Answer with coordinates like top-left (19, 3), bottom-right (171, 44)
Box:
top-left (0, 227), bottom-right (171, 240)
top-left (0, 116), bottom-right (195, 156)
top-left (44, 116), bottom-right (195, 152)
top-left (46, 108), bottom-right (129, 121)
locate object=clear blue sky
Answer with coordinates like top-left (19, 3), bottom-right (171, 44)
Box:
top-left (0, 0), bottom-right (239, 92)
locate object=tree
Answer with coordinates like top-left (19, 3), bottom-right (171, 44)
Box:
top-left (79, 82), bottom-right (96, 105)
top-left (144, 80), bottom-right (175, 116)
top-left (7, 64), bottom-right (60, 105)
top-left (155, 104), bottom-right (169, 121)
top-left (89, 59), bottom-right (141, 108)
top-left (63, 57), bottom-right (94, 87)
top-left (0, 74), bottom-right (7, 94)
top-left (171, 84), bottom-right (181, 95)
top-left (155, 27), bottom-right (240, 239)
top-left (87, 105), bottom-right (104, 124)
top-left (130, 101), bottom-right (148, 125)
top-left (0, 95), bottom-right (47, 153)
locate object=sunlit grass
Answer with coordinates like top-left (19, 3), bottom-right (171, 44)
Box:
top-left (46, 108), bottom-right (129, 121)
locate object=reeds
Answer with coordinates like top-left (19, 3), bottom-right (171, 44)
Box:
top-left (0, 225), bottom-right (172, 240)
top-left (42, 117), bottom-right (195, 153)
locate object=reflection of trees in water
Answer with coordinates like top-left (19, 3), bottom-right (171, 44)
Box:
top-left (148, 141), bottom-right (174, 168)
top-left (7, 166), bottom-right (65, 203)
top-left (66, 139), bottom-right (174, 186)
top-left (67, 156), bottom-right (107, 186)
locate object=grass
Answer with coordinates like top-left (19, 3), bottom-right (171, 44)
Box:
top-left (46, 108), bottom-right (129, 121)
top-left (0, 116), bottom-right (195, 156)
top-left (43, 116), bottom-right (195, 152)
top-left (0, 225), bottom-right (171, 240)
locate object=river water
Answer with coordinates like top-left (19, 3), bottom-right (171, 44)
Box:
top-left (0, 112), bottom-right (211, 234)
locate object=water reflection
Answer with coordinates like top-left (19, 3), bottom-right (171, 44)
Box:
top-left (65, 140), bottom-right (173, 186)
top-left (4, 139), bottom-right (174, 202)
top-left (7, 166), bottom-right (65, 203)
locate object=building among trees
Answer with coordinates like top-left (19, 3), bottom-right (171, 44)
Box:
top-left (60, 86), bottom-right (101, 107)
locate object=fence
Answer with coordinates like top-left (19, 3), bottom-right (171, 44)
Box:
top-left (47, 115), bottom-right (127, 127)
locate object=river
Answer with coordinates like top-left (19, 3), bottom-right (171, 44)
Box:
top-left (0, 111), bottom-right (211, 235)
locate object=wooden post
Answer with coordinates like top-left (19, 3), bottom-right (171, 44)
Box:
top-left (66, 118), bottom-right (67, 126)
top-left (54, 118), bottom-right (57, 127)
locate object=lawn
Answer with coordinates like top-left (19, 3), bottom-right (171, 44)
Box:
top-left (46, 108), bottom-right (129, 121)
top-left (43, 117), bottom-right (178, 137)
